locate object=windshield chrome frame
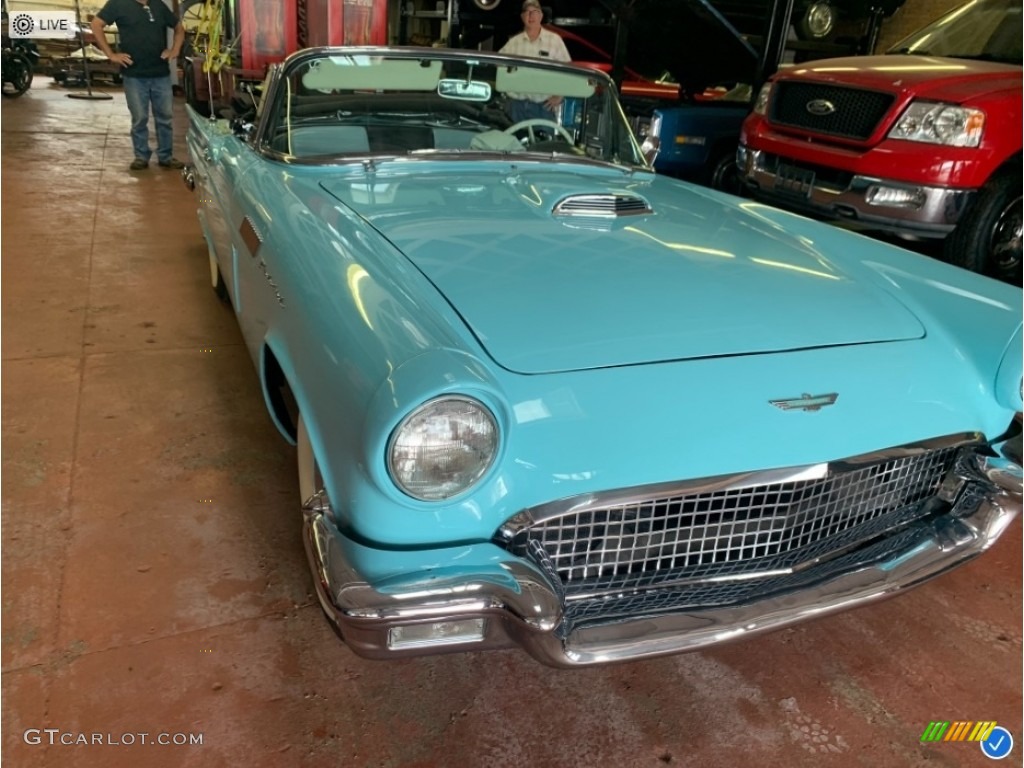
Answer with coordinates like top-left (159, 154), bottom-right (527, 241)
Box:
top-left (251, 46), bottom-right (650, 171)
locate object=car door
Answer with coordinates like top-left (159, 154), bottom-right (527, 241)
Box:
top-left (187, 111), bottom-right (268, 328)
top-left (186, 113), bottom-right (241, 297)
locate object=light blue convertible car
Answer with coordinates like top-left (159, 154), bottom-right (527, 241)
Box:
top-left (184, 47), bottom-right (1022, 667)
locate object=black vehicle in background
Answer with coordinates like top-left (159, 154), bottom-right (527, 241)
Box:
top-left (1, 3), bottom-right (39, 98)
top-left (2, 36), bottom-right (38, 98)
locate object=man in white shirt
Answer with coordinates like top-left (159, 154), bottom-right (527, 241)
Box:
top-left (498, 0), bottom-right (571, 124)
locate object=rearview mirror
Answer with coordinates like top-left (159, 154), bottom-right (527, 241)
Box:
top-left (437, 78), bottom-right (492, 101)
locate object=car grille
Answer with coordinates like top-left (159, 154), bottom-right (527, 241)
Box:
top-left (496, 443), bottom-right (964, 635)
top-left (770, 82), bottom-right (895, 141)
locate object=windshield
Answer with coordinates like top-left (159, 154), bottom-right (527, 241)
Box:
top-left (261, 49), bottom-right (647, 168)
top-left (886, 0), bottom-right (1023, 64)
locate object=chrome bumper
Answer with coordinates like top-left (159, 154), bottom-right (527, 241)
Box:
top-left (737, 145), bottom-right (975, 237)
top-left (304, 446), bottom-right (1021, 668)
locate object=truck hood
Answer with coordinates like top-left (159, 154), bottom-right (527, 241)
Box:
top-left (784, 55), bottom-right (1022, 100)
top-left (320, 167), bottom-right (924, 374)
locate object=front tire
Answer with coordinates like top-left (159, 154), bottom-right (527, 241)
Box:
top-left (944, 173), bottom-right (1023, 286)
top-left (2, 52), bottom-right (33, 98)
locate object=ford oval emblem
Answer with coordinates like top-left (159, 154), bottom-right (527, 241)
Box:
top-left (806, 99), bottom-right (836, 116)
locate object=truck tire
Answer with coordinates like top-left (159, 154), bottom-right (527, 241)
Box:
top-left (944, 173), bottom-right (1022, 285)
top-left (707, 145), bottom-right (743, 196)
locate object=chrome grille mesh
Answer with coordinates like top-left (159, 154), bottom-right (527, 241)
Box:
top-left (770, 82), bottom-right (895, 141)
top-left (562, 526), bottom-right (925, 632)
top-left (498, 445), bottom-right (962, 630)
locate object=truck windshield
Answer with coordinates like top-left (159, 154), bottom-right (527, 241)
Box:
top-left (887, 0), bottom-right (1023, 65)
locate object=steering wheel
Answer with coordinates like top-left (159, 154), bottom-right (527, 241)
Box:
top-left (503, 118), bottom-right (574, 147)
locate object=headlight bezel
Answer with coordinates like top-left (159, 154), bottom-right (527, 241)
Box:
top-left (888, 100), bottom-right (985, 147)
top-left (386, 394), bottom-right (500, 502)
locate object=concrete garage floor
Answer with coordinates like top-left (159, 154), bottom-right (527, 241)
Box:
top-left (2, 81), bottom-right (1021, 768)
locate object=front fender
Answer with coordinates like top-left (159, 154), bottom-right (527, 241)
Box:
top-left (361, 348), bottom-right (512, 504)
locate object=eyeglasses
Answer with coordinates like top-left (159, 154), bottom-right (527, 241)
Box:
top-left (143, 4), bottom-right (154, 22)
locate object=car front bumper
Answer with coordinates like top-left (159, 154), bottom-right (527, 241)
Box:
top-left (304, 442), bottom-right (1021, 668)
top-left (737, 145), bottom-right (976, 238)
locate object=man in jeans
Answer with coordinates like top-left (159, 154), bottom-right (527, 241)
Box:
top-left (499, 0), bottom-right (571, 124)
top-left (91, 0), bottom-right (185, 171)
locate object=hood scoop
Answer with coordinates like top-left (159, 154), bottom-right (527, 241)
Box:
top-left (552, 193), bottom-right (652, 219)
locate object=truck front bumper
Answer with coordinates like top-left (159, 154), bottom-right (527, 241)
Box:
top-left (738, 145), bottom-right (976, 238)
top-left (304, 444), bottom-right (1021, 668)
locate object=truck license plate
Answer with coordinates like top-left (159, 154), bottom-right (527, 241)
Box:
top-left (775, 164), bottom-right (815, 198)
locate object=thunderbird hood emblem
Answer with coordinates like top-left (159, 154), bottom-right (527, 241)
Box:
top-left (770, 393), bottom-right (839, 411)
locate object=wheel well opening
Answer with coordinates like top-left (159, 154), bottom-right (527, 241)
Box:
top-left (263, 347), bottom-right (299, 442)
top-left (995, 154), bottom-right (1023, 181)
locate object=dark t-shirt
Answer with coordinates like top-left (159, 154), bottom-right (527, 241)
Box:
top-left (97, 0), bottom-right (178, 78)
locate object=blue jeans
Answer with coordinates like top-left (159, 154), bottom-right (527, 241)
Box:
top-left (123, 76), bottom-right (174, 163)
top-left (507, 98), bottom-right (556, 124)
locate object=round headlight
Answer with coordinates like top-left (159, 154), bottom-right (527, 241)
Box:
top-left (387, 396), bottom-right (499, 501)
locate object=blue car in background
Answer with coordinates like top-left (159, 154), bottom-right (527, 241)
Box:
top-left (184, 46), bottom-right (1022, 668)
top-left (638, 83), bottom-right (753, 193)
top-left (548, 0), bottom-right (761, 192)
top-left (551, 21), bottom-right (753, 192)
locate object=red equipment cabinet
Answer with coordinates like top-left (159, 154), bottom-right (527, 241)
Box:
top-left (184, 0), bottom-right (387, 115)
top-left (299, 0), bottom-right (388, 49)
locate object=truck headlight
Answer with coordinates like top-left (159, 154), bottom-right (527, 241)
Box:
top-left (753, 83), bottom-right (772, 115)
top-left (888, 101), bottom-right (984, 147)
top-left (387, 395), bottom-right (498, 501)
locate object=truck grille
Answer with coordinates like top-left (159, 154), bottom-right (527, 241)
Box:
top-left (770, 82), bottom-right (895, 141)
top-left (497, 443), bottom-right (965, 634)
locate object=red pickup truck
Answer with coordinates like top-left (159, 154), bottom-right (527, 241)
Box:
top-left (738, 0), bottom-right (1022, 284)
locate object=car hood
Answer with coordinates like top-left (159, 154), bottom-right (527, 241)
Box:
top-left (320, 167), bottom-right (924, 374)
top-left (781, 55), bottom-right (1022, 98)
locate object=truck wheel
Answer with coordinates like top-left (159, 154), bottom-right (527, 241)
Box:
top-left (180, 0), bottom-right (204, 58)
top-left (945, 173), bottom-right (1022, 285)
top-left (796, 1), bottom-right (837, 40)
top-left (708, 146), bottom-right (743, 196)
